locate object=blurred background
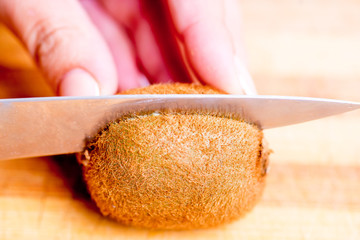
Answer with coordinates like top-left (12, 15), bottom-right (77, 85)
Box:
top-left (0, 0), bottom-right (359, 239)
top-left (242, 0), bottom-right (360, 101)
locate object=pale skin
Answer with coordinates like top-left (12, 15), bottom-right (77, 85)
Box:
top-left (0, 0), bottom-right (256, 96)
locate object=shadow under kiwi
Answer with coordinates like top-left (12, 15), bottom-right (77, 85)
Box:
top-left (51, 154), bottom-right (98, 212)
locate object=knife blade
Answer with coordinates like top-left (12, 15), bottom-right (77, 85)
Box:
top-left (0, 94), bottom-right (359, 161)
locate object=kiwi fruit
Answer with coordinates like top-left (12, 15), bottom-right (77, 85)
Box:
top-left (78, 83), bottom-right (270, 230)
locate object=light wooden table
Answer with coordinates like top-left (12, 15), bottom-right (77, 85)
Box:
top-left (1, 1), bottom-right (360, 239)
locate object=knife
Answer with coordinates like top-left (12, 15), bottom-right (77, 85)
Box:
top-left (0, 94), bottom-right (359, 161)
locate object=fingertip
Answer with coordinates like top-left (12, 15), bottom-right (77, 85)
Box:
top-left (58, 68), bottom-right (100, 96)
top-left (233, 56), bottom-right (257, 95)
top-left (210, 57), bottom-right (257, 95)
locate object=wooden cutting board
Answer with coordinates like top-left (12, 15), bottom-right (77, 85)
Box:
top-left (1, 1), bottom-right (360, 239)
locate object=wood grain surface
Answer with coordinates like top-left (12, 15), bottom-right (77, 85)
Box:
top-left (1, 1), bottom-right (360, 239)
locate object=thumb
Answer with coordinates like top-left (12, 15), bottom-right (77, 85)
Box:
top-left (0, 0), bottom-right (117, 96)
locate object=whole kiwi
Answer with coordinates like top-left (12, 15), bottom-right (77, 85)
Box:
top-left (78, 83), bottom-right (270, 230)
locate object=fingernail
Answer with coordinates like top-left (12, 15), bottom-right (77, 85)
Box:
top-left (58, 69), bottom-right (100, 96)
top-left (233, 56), bottom-right (257, 95)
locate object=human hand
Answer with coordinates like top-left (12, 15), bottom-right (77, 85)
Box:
top-left (0, 0), bottom-right (256, 96)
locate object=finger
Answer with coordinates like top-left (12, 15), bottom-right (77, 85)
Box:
top-left (101, 0), bottom-right (172, 84)
top-left (138, 0), bottom-right (193, 84)
top-left (223, 0), bottom-right (257, 94)
top-left (166, 0), bottom-right (256, 94)
top-left (133, 17), bottom-right (174, 84)
top-left (101, 0), bottom-right (191, 84)
top-left (0, 0), bottom-right (117, 96)
top-left (80, 0), bottom-right (149, 92)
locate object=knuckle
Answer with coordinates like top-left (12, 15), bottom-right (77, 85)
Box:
top-left (23, 18), bottom-right (80, 80)
top-left (24, 18), bottom-right (77, 62)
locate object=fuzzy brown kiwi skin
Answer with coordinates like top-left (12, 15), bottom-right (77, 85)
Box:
top-left (78, 83), bottom-right (270, 230)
